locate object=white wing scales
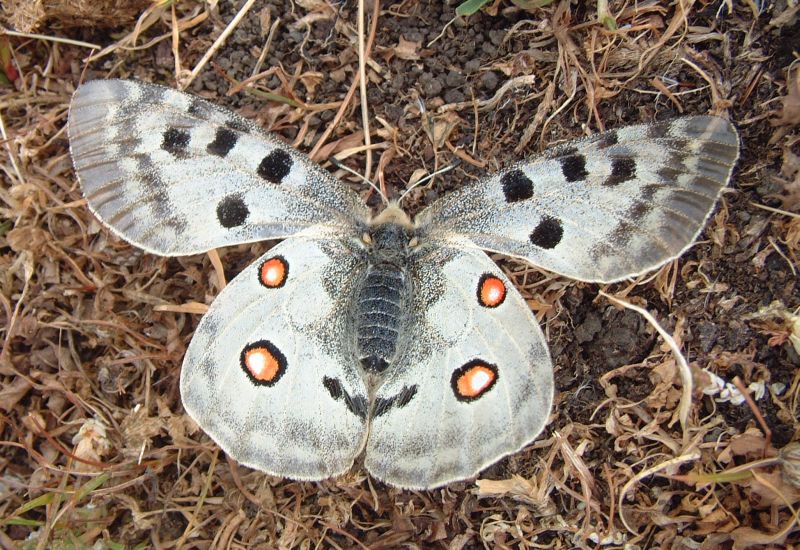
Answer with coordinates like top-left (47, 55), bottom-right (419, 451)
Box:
top-left (68, 79), bottom-right (368, 255)
top-left (366, 246), bottom-right (553, 489)
top-left (180, 238), bottom-right (369, 480)
top-left (416, 116), bottom-right (739, 282)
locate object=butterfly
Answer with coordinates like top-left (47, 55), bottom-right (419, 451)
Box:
top-left (67, 79), bottom-right (739, 489)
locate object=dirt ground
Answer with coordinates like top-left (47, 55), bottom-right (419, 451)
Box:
top-left (1, 0), bottom-right (799, 547)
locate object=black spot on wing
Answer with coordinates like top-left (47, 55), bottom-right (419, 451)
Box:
top-left (207, 127), bottom-right (238, 157)
top-left (216, 194), bottom-right (249, 228)
top-left (604, 157), bottom-right (637, 186)
top-left (187, 99), bottom-right (208, 118)
top-left (323, 376), bottom-right (368, 419)
top-left (597, 130), bottom-right (618, 148)
top-left (529, 216), bottom-right (563, 249)
top-left (323, 376), bottom-right (343, 399)
top-left (162, 127), bottom-right (190, 157)
top-left (258, 149), bottom-right (293, 183)
top-left (373, 385), bottom-right (418, 418)
top-left (561, 153), bottom-right (588, 182)
top-left (501, 169), bottom-right (534, 203)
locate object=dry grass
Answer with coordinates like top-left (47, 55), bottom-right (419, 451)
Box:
top-left (1, 0), bottom-right (799, 547)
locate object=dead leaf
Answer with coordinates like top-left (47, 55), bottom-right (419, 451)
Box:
top-left (475, 475), bottom-right (554, 513)
top-left (394, 37), bottom-right (421, 61)
top-left (693, 506), bottom-right (737, 535)
top-left (120, 406), bottom-right (164, 459)
top-left (731, 524), bottom-right (791, 550)
top-left (718, 429), bottom-right (772, 464)
top-left (154, 302), bottom-right (209, 314)
top-left (765, 144), bottom-right (800, 211)
top-left (779, 442), bottom-right (800, 488)
top-left (72, 418), bottom-right (113, 471)
top-left (6, 226), bottom-right (49, 253)
top-left (744, 301), bottom-right (800, 355)
top-left (748, 470), bottom-right (800, 507)
top-left (422, 111), bottom-right (461, 150)
top-left (0, 376), bottom-right (31, 412)
top-left (775, 66), bottom-right (800, 126)
top-left (298, 71), bottom-right (323, 94)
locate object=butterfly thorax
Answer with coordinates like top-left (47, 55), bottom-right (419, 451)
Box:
top-left (352, 212), bottom-right (415, 376)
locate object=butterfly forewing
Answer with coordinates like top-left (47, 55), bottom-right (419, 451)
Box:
top-left (416, 116), bottom-right (739, 283)
top-left (67, 79), bottom-right (369, 256)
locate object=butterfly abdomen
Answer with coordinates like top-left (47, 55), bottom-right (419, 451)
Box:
top-left (355, 266), bottom-right (408, 373)
top-left (354, 221), bottom-right (413, 374)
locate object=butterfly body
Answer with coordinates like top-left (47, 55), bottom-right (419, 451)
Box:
top-left (68, 79), bottom-right (739, 489)
top-left (352, 209), bottom-right (415, 375)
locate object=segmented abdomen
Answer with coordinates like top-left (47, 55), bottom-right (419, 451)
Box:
top-left (355, 264), bottom-right (408, 373)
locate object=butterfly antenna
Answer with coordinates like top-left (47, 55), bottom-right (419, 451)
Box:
top-left (397, 162), bottom-right (459, 207)
top-left (330, 158), bottom-right (389, 205)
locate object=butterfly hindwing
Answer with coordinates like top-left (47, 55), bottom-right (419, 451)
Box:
top-left (67, 79), bottom-right (369, 256)
top-left (416, 116), bottom-right (739, 282)
top-left (364, 245), bottom-right (554, 489)
top-left (179, 237), bottom-right (370, 480)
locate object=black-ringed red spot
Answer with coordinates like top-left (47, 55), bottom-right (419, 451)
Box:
top-left (240, 340), bottom-right (286, 386)
top-left (451, 360), bottom-right (499, 402)
top-left (259, 256), bottom-right (288, 288)
top-left (477, 273), bottom-right (506, 308)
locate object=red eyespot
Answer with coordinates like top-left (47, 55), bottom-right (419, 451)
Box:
top-left (259, 256), bottom-right (288, 288)
top-left (451, 360), bottom-right (499, 401)
top-left (240, 340), bottom-right (286, 386)
top-left (477, 273), bottom-right (506, 308)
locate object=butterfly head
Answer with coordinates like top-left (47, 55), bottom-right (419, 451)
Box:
top-left (363, 203), bottom-right (418, 257)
